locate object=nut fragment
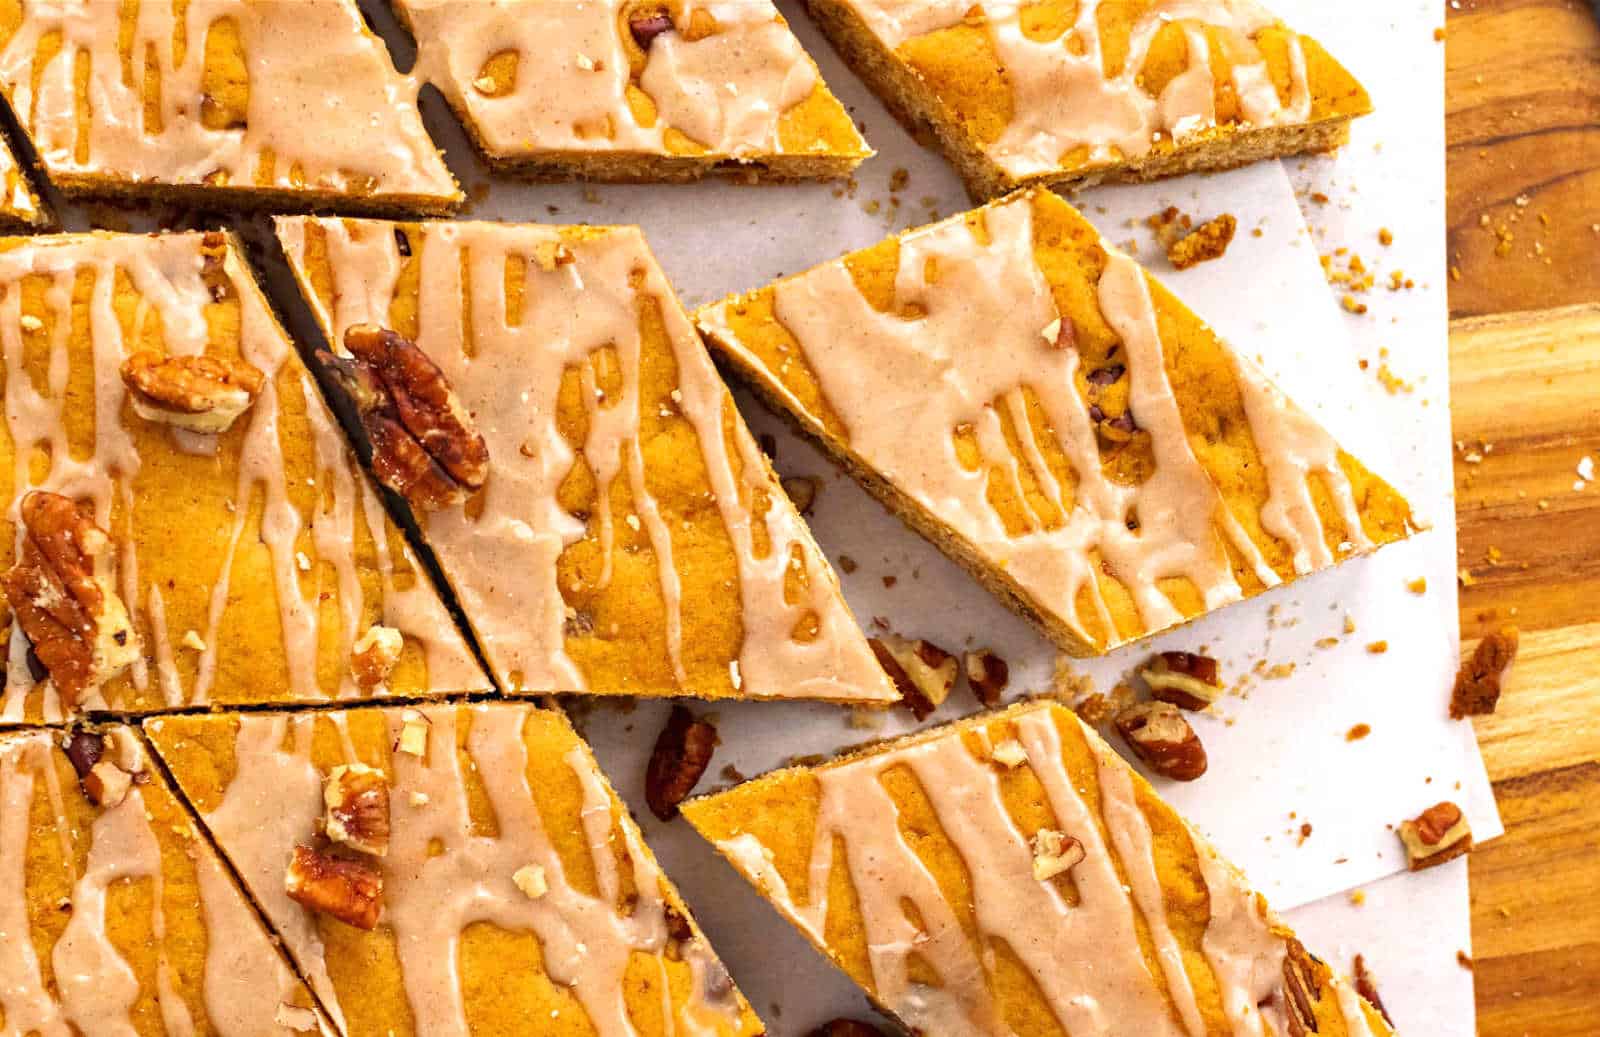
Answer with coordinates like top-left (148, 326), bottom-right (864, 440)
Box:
top-left (779, 475), bottom-right (820, 516)
top-left (323, 764), bottom-right (391, 857)
top-left (963, 648), bottom-right (1009, 707)
top-left (285, 845), bottom-right (382, 930)
top-left (319, 325), bottom-right (488, 511)
top-left (1398, 801), bottom-right (1472, 871)
top-left (1352, 953), bottom-right (1394, 1026)
top-left (989, 737), bottom-right (1027, 768)
top-left (1140, 650), bottom-right (1222, 710)
top-left (396, 709), bottom-right (430, 757)
top-left (83, 759), bottom-right (133, 808)
top-left (1450, 626), bottom-right (1518, 719)
top-left (512, 863), bottom-right (548, 899)
top-left (532, 239), bottom-right (576, 272)
top-left (63, 729), bottom-right (104, 780)
top-left (805, 1021), bottom-right (893, 1037)
top-left (1114, 701), bottom-right (1208, 781)
top-left (645, 705), bottom-right (717, 821)
top-left (1280, 939), bottom-right (1325, 1036)
top-left (1, 492), bottom-right (141, 706)
top-left (1030, 828), bottom-right (1086, 881)
top-left (350, 625), bottom-right (403, 689)
top-left (870, 634), bottom-right (957, 720)
top-left (628, 11), bottom-right (675, 49)
top-left (119, 350), bottom-right (265, 433)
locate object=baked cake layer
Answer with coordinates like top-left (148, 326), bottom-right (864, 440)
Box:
top-left (0, 0), bottom-right (459, 213)
top-left (0, 231), bottom-right (488, 721)
top-left (277, 216), bottom-right (895, 704)
top-left (695, 189), bottom-right (1414, 656)
top-left (396, 0), bottom-right (870, 180)
top-left (805, 0), bottom-right (1371, 198)
top-left (0, 724), bottom-right (330, 1035)
top-left (146, 701), bottom-right (765, 1037)
top-left (685, 700), bottom-right (1395, 1036)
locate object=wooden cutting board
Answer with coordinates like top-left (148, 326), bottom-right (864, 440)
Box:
top-left (1446, 1), bottom-right (1600, 1032)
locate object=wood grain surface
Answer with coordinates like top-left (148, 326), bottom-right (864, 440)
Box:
top-left (1446, 1), bottom-right (1600, 1032)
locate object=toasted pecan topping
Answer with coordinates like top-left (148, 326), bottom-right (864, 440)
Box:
top-left (963, 647), bottom-right (1009, 707)
top-left (645, 705), bottom-right (717, 821)
top-left (350, 624), bottom-right (403, 689)
top-left (1280, 939), bottom-right (1325, 1036)
top-left (285, 845), bottom-right (382, 930)
top-left (628, 11), bottom-right (674, 49)
top-left (1, 492), bottom-right (140, 706)
top-left (1030, 828), bottom-right (1086, 881)
top-left (1450, 626), bottom-right (1518, 719)
top-left (120, 350), bottom-right (265, 433)
top-left (83, 760), bottom-right (132, 808)
top-left (323, 764), bottom-right (391, 858)
top-left (870, 633), bottom-right (957, 720)
top-left (1114, 701), bottom-right (1208, 781)
top-left (1398, 801), bottom-right (1472, 871)
top-left (1141, 650), bottom-right (1222, 710)
top-left (319, 325), bottom-right (488, 511)
top-left (63, 729), bottom-right (104, 780)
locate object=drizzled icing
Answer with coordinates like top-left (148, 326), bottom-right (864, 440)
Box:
top-left (277, 216), bottom-right (893, 702)
top-left (709, 704), bottom-right (1378, 1036)
top-left (698, 192), bottom-right (1374, 650)
top-left (172, 703), bottom-right (752, 1037)
top-left (0, 232), bottom-right (484, 720)
top-left (0, 727), bottom-right (321, 1036)
top-left (0, 0), bottom-right (455, 203)
top-left (404, 0), bottom-right (839, 159)
top-left (847, 0), bottom-right (1313, 177)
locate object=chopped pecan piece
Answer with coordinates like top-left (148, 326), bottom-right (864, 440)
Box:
top-left (1, 492), bottom-right (140, 706)
top-left (806, 1022), bottom-right (893, 1037)
top-left (323, 764), bottom-right (390, 857)
top-left (780, 475), bottom-right (820, 516)
top-left (1450, 626), bottom-right (1518, 719)
top-left (989, 737), bottom-right (1027, 768)
top-left (319, 325), bottom-right (488, 511)
top-left (83, 759), bottom-right (133, 808)
top-left (350, 624), bottom-right (403, 689)
top-left (1352, 953), bottom-right (1394, 1026)
top-left (395, 709), bottom-right (430, 757)
top-left (285, 845), bottom-right (382, 930)
top-left (1280, 939), bottom-right (1325, 1036)
top-left (628, 11), bottom-right (674, 49)
top-left (63, 729), bottom-right (104, 780)
top-left (120, 350), bottom-right (265, 433)
top-left (1398, 801), bottom-right (1472, 871)
top-left (870, 633), bottom-right (957, 719)
top-left (513, 863), bottom-right (548, 899)
top-left (963, 648), bottom-right (1009, 707)
top-left (1114, 701), bottom-right (1208, 781)
top-left (1141, 650), bottom-right (1222, 710)
top-left (1030, 828), bottom-right (1086, 881)
top-left (645, 705), bottom-right (717, 821)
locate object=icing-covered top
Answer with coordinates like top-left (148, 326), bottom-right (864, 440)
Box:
top-left (277, 216), bottom-right (894, 702)
top-left (697, 702), bottom-right (1385, 1036)
top-left (0, 140), bottom-right (43, 227)
top-left (147, 702), bottom-right (762, 1037)
top-left (403, 0), bottom-right (862, 159)
top-left (697, 191), bottom-right (1401, 652)
top-left (847, 0), bottom-right (1322, 178)
top-left (0, 726), bottom-right (328, 1036)
top-left (0, 0), bottom-right (456, 204)
top-left (0, 231), bottom-right (486, 721)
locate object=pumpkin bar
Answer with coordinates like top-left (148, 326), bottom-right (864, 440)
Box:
top-left (695, 189), bottom-right (1414, 656)
top-left (0, 230), bottom-right (489, 722)
top-left (0, 0), bottom-right (459, 213)
top-left (0, 134), bottom-right (48, 228)
top-left (277, 216), bottom-right (895, 704)
top-left (145, 701), bottom-right (766, 1037)
top-left (684, 700), bottom-right (1395, 1037)
top-left (805, 0), bottom-right (1371, 198)
top-left (0, 724), bottom-right (330, 1034)
top-left (396, 0), bottom-right (870, 181)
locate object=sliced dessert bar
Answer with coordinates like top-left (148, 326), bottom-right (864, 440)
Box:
top-left (278, 216), bottom-right (895, 704)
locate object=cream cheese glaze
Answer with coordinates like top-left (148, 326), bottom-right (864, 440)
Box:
top-left (277, 216), bottom-right (893, 702)
top-left (696, 191), bottom-right (1378, 651)
top-left (0, 232), bottom-right (484, 720)
top-left (402, 0), bottom-right (834, 159)
top-left (0, 727), bottom-right (326, 1036)
top-left (151, 703), bottom-right (752, 1037)
top-left (0, 0), bottom-right (455, 204)
top-left (844, 0), bottom-right (1312, 177)
top-left (707, 703), bottom-right (1380, 1036)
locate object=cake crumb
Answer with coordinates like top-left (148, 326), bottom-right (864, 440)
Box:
top-left (1451, 626), bottom-right (1518, 719)
top-left (1406, 577), bottom-right (1428, 594)
top-left (1367, 641), bottom-right (1388, 654)
top-left (1346, 723), bottom-right (1372, 741)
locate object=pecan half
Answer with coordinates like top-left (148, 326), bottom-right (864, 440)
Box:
top-left (806, 1022), bottom-right (892, 1037)
top-left (323, 764), bottom-right (390, 857)
top-left (1450, 626), bottom-right (1517, 719)
top-left (1030, 828), bottom-right (1086, 881)
top-left (870, 633), bottom-right (957, 720)
top-left (1141, 650), bottom-right (1222, 710)
top-left (963, 647), bottom-right (1009, 707)
top-left (1, 492), bottom-right (140, 706)
top-left (1281, 939), bottom-right (1325, 1035)
top-left (120, 350), bottom-right (265, 433)
top-left (1114, 701), bottom-right (1208, 781)
top-left (1398, 801), bottom-right (1472, 871)
top-left (318, 325), bottom-right (488, 511)
top-left (285, 845), bottom-right (382, 930)
top-left (645, 705), bottom-right (717, 821)
top-left (350, 624), bottom-right (403, 689)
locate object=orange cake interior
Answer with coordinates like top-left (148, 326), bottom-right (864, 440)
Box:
top-left (146, 700), bottom-right (766, 1037)
top-left (277, 216), bottom-right (895, 704)
top-left (696, 188), bottom-right (1415, 657)
top-left (395, 0), bottom-right (870, 182)
top-left (685, 700), bottom-right (1395, 1036)
top-left (0, 230), bottom-right (489, 721)
top-left (0, 0), bottom-right (460, 213)
top-left (0, 724), bottom-right (330, 1034)
top-left (805, 0), bottom-right (1371, 198)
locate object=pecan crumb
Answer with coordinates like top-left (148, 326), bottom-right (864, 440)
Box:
top-left (1450, 626), bottom-right (1517, 719)
top-left (351, 625), bottom-right (403, 689)
top-left (963, 648), bottom-right (1009, 707)
top-left (645, 705), bottom-right (717, 821)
